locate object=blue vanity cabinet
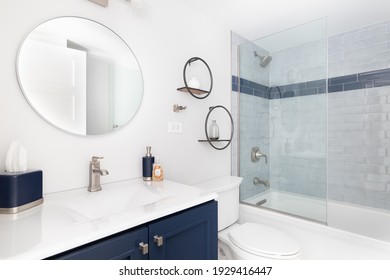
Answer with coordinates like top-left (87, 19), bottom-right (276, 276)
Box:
top-left (47, 226), bottom-right (149, 260)
top-left (149, 200), bottom-right (218, 260)
top-left (46, 201), bottom-right (217, 260)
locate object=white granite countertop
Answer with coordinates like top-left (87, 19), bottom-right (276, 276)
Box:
top-left (0, 178), bottom-right (217, 260)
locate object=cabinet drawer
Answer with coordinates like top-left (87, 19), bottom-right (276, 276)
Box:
top-left (47, 226), bottom-right (148, 260)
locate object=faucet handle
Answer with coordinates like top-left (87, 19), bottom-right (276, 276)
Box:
top-left (251, 147), bottom-right (267, 163)
top-left (91, 156), bottom-right (104, 162)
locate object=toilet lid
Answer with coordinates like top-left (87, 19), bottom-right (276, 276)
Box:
top-left (228, 223), bottom-right (300, 258)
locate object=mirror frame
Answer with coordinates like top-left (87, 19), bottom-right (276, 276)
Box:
top-left (16, 16), bottom-right (144, 137)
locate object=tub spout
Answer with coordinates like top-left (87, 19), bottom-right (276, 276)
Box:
top-left (253, 177), bottom-right (270, 188)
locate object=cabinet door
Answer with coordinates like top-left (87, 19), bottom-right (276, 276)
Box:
top-left (148, 201), bottom-right (217, 260)
top-left (47, 226), bottom-right (148, 260)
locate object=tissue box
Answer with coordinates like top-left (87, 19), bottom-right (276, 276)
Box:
top-left (0, 170), bottom-right (43, 214)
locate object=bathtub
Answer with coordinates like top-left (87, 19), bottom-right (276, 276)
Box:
top-left (327, 200), bottom-right (390, 243)
top-left (243, 189), bottom-right (327, 222)
top-left (240, 190), bottom-right (390, 259)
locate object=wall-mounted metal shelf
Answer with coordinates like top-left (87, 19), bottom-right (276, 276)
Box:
top-left (200, 105), bottom-right (234, 150)
top-left (178, 57), bottom-right (213, 99)
top-left (177, 87), bottom-right (209, 95)
top-left (198, 139), bottom-right (230, 143)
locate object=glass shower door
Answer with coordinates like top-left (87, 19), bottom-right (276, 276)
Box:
top-left (238, 18), bottom-right (328, 223)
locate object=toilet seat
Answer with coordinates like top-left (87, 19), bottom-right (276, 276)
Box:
top-left (228, 223), bottom-right (300, 259)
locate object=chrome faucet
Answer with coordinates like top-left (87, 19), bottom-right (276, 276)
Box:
top-left (253, 177), bottom-right (270, 188)
top-left (88, 156), bottom-right (109, 192)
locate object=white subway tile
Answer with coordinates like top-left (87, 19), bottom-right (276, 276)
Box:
top-left (328, 122), bottom-right (364, 131)
top-left (366, 156), bottom-right (390, 165)
top-left (366, 95), bottom-right (387, 105)
top-left (344, 43), bottom-right (387, 60)
top-left (366, 173), bottom-right (390, 183)
top-left (367, 104), bottom-right (390, 113)
top-left (365, 182), bottom-right (387, 191)
top-left (367, 113), bottom-right (387, 122)
top-left (328, 137), bottom-right (363, 147)
top-left (365, 86), bottom-right (390, 96)
top-left (365, 165), bottom-right (387, 174)
top-left (342, 58), bottom-right (365, 74)
top-left (365, 122), bottom-right (390, 130)
top-left (365, 148), bottom-right (387, 157)
top-left (344, 163), bottom-right (365, 172)
top-left (344, 97), bottom-right (365, 106)
top-left (344, 147), bottom-right (363, 155)
top-left (328, 97), bottom-right (344, 108)
top-left (329, 105), bottom-right (366, 115)
top-left (344, 114), bottom-right (368, 123)
top-left (344, 172), bottom-right (365, 188)
top-left (364, 50), bottom-right (389, 64)
top-left (365, 138), bottom-right (390, 147)
top-left (365, 33), bottom-right (390, 46)
top-left (366, 130), bottom-right (386, 139)
top-left (328, 146), bottom-right (344, 154)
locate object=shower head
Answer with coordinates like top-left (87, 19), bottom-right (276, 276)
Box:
top-left (254, 51), bottom-right (272, 67)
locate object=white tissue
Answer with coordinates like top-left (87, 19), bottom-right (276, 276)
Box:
top-left (5, 141), bottom-right (27, 172)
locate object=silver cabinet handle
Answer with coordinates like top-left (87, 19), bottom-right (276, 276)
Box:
top-left (139, 242), bottom-right (149, 255)
top-left (154, 235), bottom-right (164, 247)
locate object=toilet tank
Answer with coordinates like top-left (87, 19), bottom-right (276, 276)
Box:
top-left (193, 176), bottom-right (243, 231)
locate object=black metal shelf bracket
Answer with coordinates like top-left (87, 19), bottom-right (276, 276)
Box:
top-left (183, 57), bottom-right (213, 99)
top-left (203, 105), bottom-right (234, 150)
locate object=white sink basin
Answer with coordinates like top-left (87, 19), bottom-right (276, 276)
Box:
top-left (45, 180), bottom-right (172, 222)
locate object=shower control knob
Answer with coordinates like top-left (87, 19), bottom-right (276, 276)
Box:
top-left (251, 147), bottom-right (268, 163)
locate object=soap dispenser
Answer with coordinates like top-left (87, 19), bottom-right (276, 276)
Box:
top-left (142, 146), bottom-right (154, 181)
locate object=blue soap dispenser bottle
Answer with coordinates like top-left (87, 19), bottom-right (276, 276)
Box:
top-left (142, 146), bottom-right (154, 181)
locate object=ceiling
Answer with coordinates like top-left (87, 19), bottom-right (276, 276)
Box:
top-left (180, 0), bottom-right (390, 41)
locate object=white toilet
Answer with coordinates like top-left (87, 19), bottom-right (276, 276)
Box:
top-left (194, 176), bottom-right (301, 260)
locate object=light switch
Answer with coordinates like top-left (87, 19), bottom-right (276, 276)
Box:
top-left (168, 122), bottom-right (183, 134)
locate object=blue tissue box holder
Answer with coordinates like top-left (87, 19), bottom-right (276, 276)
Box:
top-left (0, 170), bottom-right (43, 214)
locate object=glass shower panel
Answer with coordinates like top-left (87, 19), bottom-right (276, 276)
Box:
top-left (238, 18), bottom-right (327, 223)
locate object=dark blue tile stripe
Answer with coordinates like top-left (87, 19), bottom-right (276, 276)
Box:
top-left (232, 68), bottom-right (390, 99)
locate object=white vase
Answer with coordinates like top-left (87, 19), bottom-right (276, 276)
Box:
top-left (209, 120), bottom-right (219, 140)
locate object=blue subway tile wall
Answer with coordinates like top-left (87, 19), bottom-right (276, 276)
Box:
top-left (233, 68), bottom-right (390, 99)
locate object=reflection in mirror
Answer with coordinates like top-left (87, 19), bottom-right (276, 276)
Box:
top-left (17, 17), bottom-right (143, 136)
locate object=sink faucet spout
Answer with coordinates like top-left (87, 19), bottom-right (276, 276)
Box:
top-left (94, 168), bottom-right (109, 176)
top-left (88, 156), bottom-right (109, 192)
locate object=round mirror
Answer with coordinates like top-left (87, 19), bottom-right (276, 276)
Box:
top-left (16, 17), bottom-right (143, 136)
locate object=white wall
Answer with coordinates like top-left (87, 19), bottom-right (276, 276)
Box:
top-left (0, 0), bottom-right (232, 194)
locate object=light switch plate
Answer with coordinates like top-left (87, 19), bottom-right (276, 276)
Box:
top-left (168, 122), bottom-right (183, 134)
